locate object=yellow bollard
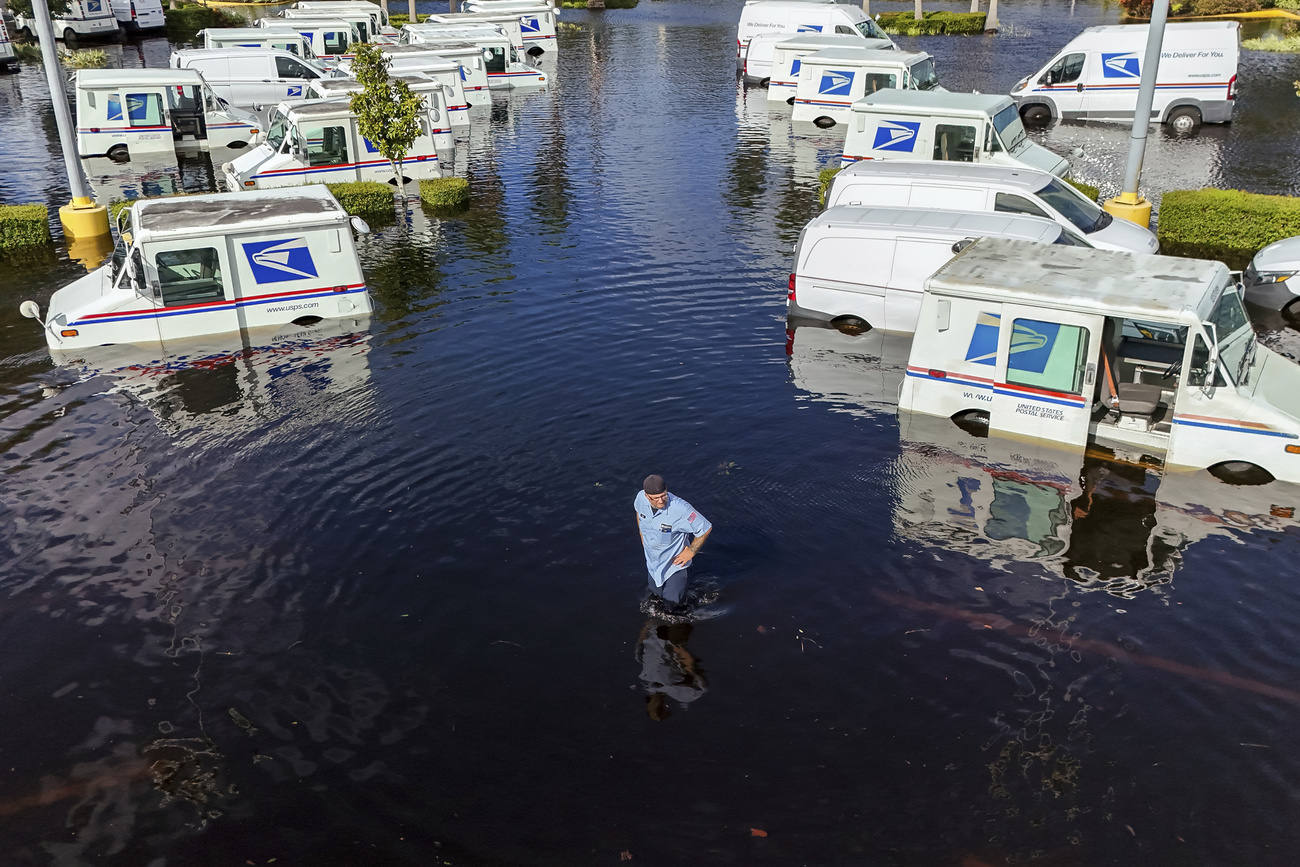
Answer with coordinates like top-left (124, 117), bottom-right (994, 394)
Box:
top-left (1103, 190), bottom-right (1153, 230)
top-left (58, 196), bottom-right (111, 243)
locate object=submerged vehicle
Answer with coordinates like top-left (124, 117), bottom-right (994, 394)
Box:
top-left (19, 187), bottom-right (374, 352)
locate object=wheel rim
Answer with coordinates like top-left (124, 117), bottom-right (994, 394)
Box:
top-left (1172, 115), bottom-right (1194, 133)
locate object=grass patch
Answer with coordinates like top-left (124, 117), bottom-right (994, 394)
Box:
top-left (325, 181), bottom-right (395, 215)
top-left (59, 48), bottom-right (108, 69)
top-left (0, 204), bottom-right (52, 251)
top-left (164, 2), bottom-right (245, 33)
top-left (877, 11), bottom-right (987, 36)
top-left (1064, 178), bottom-right (1100, 202)
top-left (1243, 35), bottom-right (1300, 51)
top-left (14, 43), bottom-right (42, 63)
top-left (1157, 189), bottom-right (1300, 270)
top-left (817, 167), bottom-right (841, 207)
top-left (419, 176), bottom-right (469, 210)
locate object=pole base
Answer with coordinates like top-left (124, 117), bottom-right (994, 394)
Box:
top-left (58, 197), bottom-right (111, 242)
top-left (1102, 194), bottom-right (1152, 229)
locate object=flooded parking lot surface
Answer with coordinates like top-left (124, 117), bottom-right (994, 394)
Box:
top-left (3, 1), bottom-right (1300, 864)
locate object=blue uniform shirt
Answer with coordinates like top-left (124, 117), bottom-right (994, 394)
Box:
top-left (635, 491), bottom-right (712, 587)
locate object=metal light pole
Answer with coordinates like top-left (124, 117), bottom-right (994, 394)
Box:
top-left (1102, 0), bottom-right (1170, 227)
top-left (30, 0), bottom-right (110, 243)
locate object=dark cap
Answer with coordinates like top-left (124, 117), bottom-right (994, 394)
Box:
top-left (643, 474), bottom-right (666, 495)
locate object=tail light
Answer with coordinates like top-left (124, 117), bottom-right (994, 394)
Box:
top-left (787, 273), bottom-right (797, 303)
top-left (1228, 74), bottom-right (1237, 100)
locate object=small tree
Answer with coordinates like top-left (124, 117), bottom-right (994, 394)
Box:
top-left (348, 43), bottom-right (424, 202)
top-left (10, 0), bottom-right (74, 19)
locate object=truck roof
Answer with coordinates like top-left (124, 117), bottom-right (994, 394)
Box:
top-left (132, 186), bottom-right (348, 243)
top-left (382, 42), bottom-right (474, 53)
top-left (199, 27), bottom-right (304, 38)
top-left (426, 11), bottom-right (524, 20)
top-left (852, 89), bottom-right (1011, 116)
top-left (744, 0), bottom-right (836, 7)
top-left (801, 47), bottom-right (927, 66)
top-left (284, 98), bottom-right (355, 119)
top-left (268, 17), bottom-right (355, 28)
top-left (1068, 20), bottom-right (1239, 48)
top-left (808, 206), bottom-right (1063, 244)
top-left (763, 33), bottom-right (866, 49)
top-left (926, 238), bottom-right (1226, 320)
top-left (77, 68), bottom-right (205, 87)
top-left (837, 160), bottom-right (1054, 193)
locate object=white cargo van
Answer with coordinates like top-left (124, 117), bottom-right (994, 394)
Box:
top-left (764, 33), bottom-right (871, 101)
top-left (736, 0), bottom-right (894, 69)
top-left (293, 1), bottom-right (395, 37)
top-left (787, 206), bottom-right (1090, 334)
top-left (422, 13), bottom-right (526, 55)
top-left (791, 48), bottom-right (940, 128)
top-left (172, 48), bottom-right (336, 110)
top-left (75, 69), bottom-right (262, 161)
top-left (222, 99), bottom-right (444, 190)
top-left (279, 7), bottom-right (376, 45)
top-left (462, 1), bottom-right (559, 54)
top-left (824, 162), bottom-right (1158, 255)
top-left (109, 0), bottom-right (164, 32)
top-left (257, 17), bottom-right (358, 61)
top-left (1011, 22), bottom-right (1240, 132)
top-left (18, 187), bottom-right (373, 351)
top-left (400, 25), bottom-right (546, 88)
top-left (841, 91), bottom-right (1071, 177)
top-left (201, 28), bottom-right (319, 60)
top-left (900, 238), bottom-right (1300, 485)
top-left (15, 0), bottom-right (119, 42)
top-left (310, 69), bottom-right (470, 128)
top-left (373, 43), bottom-right (490, 104)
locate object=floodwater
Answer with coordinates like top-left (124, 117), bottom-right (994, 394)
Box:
top-left (3, 1), bottom-right (1300, 864)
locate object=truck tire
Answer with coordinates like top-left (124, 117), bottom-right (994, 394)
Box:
top-left (831, 315), bottom-right (870, 335)
top-left (813, 116), bottom-right (836, 129)
top-left (106, 144), bottom-right (129, 162)
top-left (226, 141), bottom-right (247, 149)
top-left (1019, 104), bottom-right (1051, 126)
top-left (1167, 106), bottom-right (1202, 134)
top-left (63, 28), bottom-right (76, 42)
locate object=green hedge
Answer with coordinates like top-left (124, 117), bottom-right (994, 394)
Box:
top-left (1157, 189), bottom-right (1300, 270)
top-left (387, 12), bottom-right (432, 26)
top-left (558, 0), bottom-right (638, 8)
top-left (817, 167), bottom-right (842, 207)
top-left (164, 3), bottom-right (245, 32)
top-left (0, 204), bottom-right (52, 251)
top-left (326, 181), bottom-right (394, 215)
top-left (419, 177), bottom-right (470, 209)
top-left (877, 11), bottom-right (987, 36)
top-left (1065, 178), bottom-right (1100, 202)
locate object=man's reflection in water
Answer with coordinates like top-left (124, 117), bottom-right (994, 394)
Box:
top-left (635, 620), bottom-right (708, 721)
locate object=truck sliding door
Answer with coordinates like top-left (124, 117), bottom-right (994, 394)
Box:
top-left (989, 304), bottom-right (1101, 447)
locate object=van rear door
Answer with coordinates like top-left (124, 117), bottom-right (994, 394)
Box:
top-left (989, 304), bottom-right (1101, 446)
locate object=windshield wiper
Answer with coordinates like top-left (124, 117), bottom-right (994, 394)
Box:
top-left (1237, 335), bottom-right (1258, 386)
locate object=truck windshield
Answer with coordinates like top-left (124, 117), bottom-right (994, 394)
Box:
top-left (854, 18), bottom-right (889, 40)
top-left (1036, 178), bottom-right (1112, 234)
top-left (266, 112), bottom-right (290, 150)
top-left (1209, 289), bottom-right (1255, 386)
top-left (991, 104), bottom-right (1027, 152)
top-left (908, 59), bottom-right (939, 92)
top-left (1051, 227), bottom-right (1092, 247)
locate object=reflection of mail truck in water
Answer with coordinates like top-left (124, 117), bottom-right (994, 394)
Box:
top-left (18, 187), bottom-right (373, 352)
top-left (792, 48), bottom-right (940, 128)
top-left (900, 238), bottom-right (1300, 485)
top-left (1011, 22), bottom-right (1239, 133)
top-left (840, 91), bottom-right (1070, 177)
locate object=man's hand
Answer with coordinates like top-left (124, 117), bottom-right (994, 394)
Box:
top-left (672, 547), bottom-right (696, 567)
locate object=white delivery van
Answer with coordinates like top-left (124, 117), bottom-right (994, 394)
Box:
top-left (201, 28), bottom-right (319, 61)
top-left (279, 8), bottom-right (376, 45)
top-left (294, 1), bottom-right (395, 37)
top-left (1, 14), bottom-right (17, 74)
top-left (173, 48), bottom-right (336, 110)
top-left (109, 0), bottom-right (164, 32)
top-left (310, 69), bottom-right (470, 128)
top-left (900, 238), bottom-right (1300, 485)
top-left (1243, 236), bottom-right (1300, 312)
top-left (15, 0), bottom-right (119, 42)
top-left (745, 31), bottom-right (887, 89)
top-left (18, 187), bottom-right (373, 351)
top-left (1011, 22), bottom-right (1240, 132)
top-left (841, 91), bottom-right (1071, 177)
top-left (462, 1), bottom-right (559, 54)
top-left (75, 68), bottom-right (262, 161)
top-left (401, 25), bottom-right (546, 88)
top-left (373, 43), bottom-right (490, 104)
top-left (787, 205), bottom-right (1089, 334)
top-left (792, 48), bottom-right (940, 128)
top-left (257, 17), bottom-right (358, 61)
top-left (423, 13), bottom-right (526, 55)
top-left (222, 99), bottom-right (444, 190)
top-left (736, 0), bottom-right (894, 69)
top-left (765, 33), bottom-right (876, 101)
top-left (823, 162), bottom-right (1158, 255)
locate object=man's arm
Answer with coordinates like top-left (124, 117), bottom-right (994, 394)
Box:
top-left (671, 527), bottom-right (711, 567)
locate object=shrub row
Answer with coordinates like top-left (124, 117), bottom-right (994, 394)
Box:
top-left (1064, 178), bottom-right (1100, 202)
top-left (164, 3), bottom-right (245, 32)
top-left (1122, 0), bottom-right (1269, 17)
top-left (558, 0), bottom-right (639, 8)
top-left (326, 181), bottom-right (395, 215)
top-left (420, 177), bottom-right (470, 209)
top-left (877, 11), bottom-right (987, 36)
top-left (0, 204), bottom-right (52, 251)
top-left (1157, 189), bottom-right (1300, 270)
top-left (387, 13), bottom-right (432, 26)
top-left (817, 167), bottom-right (841, 207)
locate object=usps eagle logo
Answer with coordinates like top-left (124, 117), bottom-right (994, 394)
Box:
top-left (818, 70), bottom-right (854, 97)
top-left (790, 58), bottom-right (802, 77)
top-left (872, 119), bottom-right (921, 152)
top-left (522, 17), bottom-right (540, 33)
top-left (796, 24), bottom-right (823, 33)
top-left (1102, 52), bottom-right (1141, 79)
top-left (242, 238), bottom-right (319, 284)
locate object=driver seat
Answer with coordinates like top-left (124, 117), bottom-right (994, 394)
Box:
top-left (1099, 327), bottom-right (1163, 417)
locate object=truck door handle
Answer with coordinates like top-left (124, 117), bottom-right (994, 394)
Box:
top-left (1076, 82), bottom-right (1084, 92)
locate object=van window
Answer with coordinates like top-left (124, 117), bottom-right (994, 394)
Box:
top-left (994, 193), bottom-right (1050, 219)
top-left (266, 113), bottom-right (290, 150)
top-left (155, 248), bottom-right (225, 307)
top-left (835, 24), bottom-right (855, 35)
top-left (933, 124), bottom-right (976, 162)
top-left (1188, 333), bottom-right (1227, 388)
top-left (862, 72), bottom-right (896, 95)
top-left (1007, 319), bottom-right (1090, 395)
top-left (305, 125), bottom-right (350, 166)
top-left (1036, 178), bottom-right (1109, 234)
top-left (356, 22), bottom-right (369, 42)
top-left (1042, 52), bottom-right (1085, 86)
top-left (908, 58), bottom-right (939, 92)
top-left (323, 30), bottom-right (349, 54)
top-left (277, 56), bottom-right (320, 79)
top-left (854, 18), bottom-right (889, 40)
top-left (167, 84), bottom-right (200, 112)
top-left (484, 46), bottom-right (505, 73)
top-left (991, 104), bottom-right (1026, 151)
top-left (274, 41), bottom-right (302, 56)
top-left (1052, 228), bottom-right (1092, 247)
top-left (126, 93), bottom-right (164, 127)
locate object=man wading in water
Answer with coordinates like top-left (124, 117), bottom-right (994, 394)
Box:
top-left (634, 474), bottom-right (712, 615)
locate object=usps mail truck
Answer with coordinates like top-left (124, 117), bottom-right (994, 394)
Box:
top-left (423, 13), bottom-right (528, 55)
top-left (744, 30), bottom-right (888, 88)
top-left (373, 43), bottom-right (491, 104)
top-left (841, 91), bottom-right (1070, 177)
top-left (201, 28), bottom-right (318, 60)
top-left (792, 47), bottom-right (940, 128)
top-left (257, 17), bottom-right (359, 61)
top-left (462, 1), bottom-right (559, 54)
top-left (310, 69), bottom-right (471, 128)
top-left (1011, 22), bottom-right (1240, 132)
top-left (15, 0), bottom-right (119, 41)
top-left (293, 2), bottom-right (395, 37)
top-left (736, 0), bottom-right (894, 69)
top-left (764, 33), bottom-right (868, 101)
